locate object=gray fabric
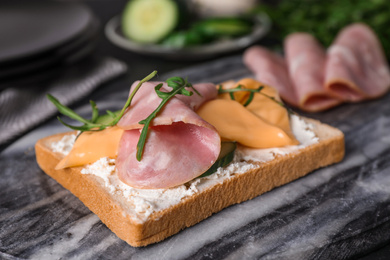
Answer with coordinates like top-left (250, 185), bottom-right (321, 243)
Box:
top-left (0, 56), bottom-right (127, 148)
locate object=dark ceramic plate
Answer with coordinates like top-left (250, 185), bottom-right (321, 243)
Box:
top-left (0, 40), bottom-right (98, 89)
top-left (0, 1), bottom-right (93, 64)
top-left (105, 13), bottom-right (271, 60)
top-left (0, 17), bottom-right (99, 80)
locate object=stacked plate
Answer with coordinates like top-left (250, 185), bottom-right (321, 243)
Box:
top-left (0, 1), bottom-right (99, 89)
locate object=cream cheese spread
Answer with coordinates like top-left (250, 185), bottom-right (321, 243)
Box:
top-left (51, 134), bottom-right (76, 155)
top-left (51, 115), bottom-right (318, 223)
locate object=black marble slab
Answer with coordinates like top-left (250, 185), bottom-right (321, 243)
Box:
top-left (1, 55), bottom-right (390, 259)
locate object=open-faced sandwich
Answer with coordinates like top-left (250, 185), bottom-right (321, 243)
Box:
top-left (35, 72), bottom-right (345, 247)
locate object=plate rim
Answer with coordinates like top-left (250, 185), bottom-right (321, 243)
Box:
top-left (105, 13), bottom-right (271, 59)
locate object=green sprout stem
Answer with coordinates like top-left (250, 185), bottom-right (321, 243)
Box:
top-left (218, 84), bottom-right (294, 114)
top-left (47, 70), bottom-right (158, 132)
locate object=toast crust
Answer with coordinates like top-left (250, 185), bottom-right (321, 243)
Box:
top-left (35, 118), bottom-right (344, 247)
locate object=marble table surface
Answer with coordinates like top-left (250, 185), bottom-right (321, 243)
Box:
top-left (2, 55), bottom-right (390, 259)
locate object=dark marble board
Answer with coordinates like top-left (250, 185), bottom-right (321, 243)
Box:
top-left (1, 55), bottom-right (390, 259)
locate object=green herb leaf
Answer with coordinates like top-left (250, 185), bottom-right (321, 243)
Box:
top-left (218, 85), bottom-right (263, 106)
top-left (218, 84), bottom-right (295, 113)
top-left (47, 70), bottom-right (158, 132)
top-left (243, 92), bottom-right (255, 107)
top-left (108, 71), bottom-right (158, 126)
top-left (106, 110), bottom-right (117, 118)
top-left (57, 117), bottom-right (98, 131)
top-left (136, 77), bottom-right (200, 161)
top-left (47, 94), bottom-right (92, 125)
top-left (90, 100), bottom-right (99, 123)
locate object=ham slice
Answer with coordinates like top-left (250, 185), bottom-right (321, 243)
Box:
top-left (117, 81), bottom-right (220, 189)
top-left (243, 46), bottom-right (299, 107)
top-left (117, 123), bottom-right (220, 189)
top-left (325, 23), bottom-right (390, 102)
top-left (244, 23), bottom-right (390, 112)
top-left (118, 81), bottom-right (217, 129)
top-left (284, 33), bottom-right (341, 112)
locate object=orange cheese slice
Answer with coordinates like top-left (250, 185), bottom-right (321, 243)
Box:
top-left (198, 78), bottom-right (298, 148)
top-left (197, 99), bottom-right (297, 148)
top-left (220, 78), bottom-right (296, 139)
top-left (56, 126), bottom-right (124, 169)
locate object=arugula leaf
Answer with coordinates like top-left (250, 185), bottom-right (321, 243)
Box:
top-left (218, 84), bottom-right (263, 107)
top-left (219, 84), bottom-right (294, 114)
top-left (90, 100), bottom-right (99, 123)
top-left (47, 94), bottom-right (94, 126)
top-left (47, 70), bottom-right (158, 132)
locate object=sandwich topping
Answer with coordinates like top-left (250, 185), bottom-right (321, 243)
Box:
top-left (197, 78), bottom-right (298, 148)
top-left (48, 73), bottom-right (308, 190)
top-left (51, 113), bottom-right (318, 222)
top-left (115, 80), bottom-right (220, 189)
top-left (55, 126), bottom-right (123, 170)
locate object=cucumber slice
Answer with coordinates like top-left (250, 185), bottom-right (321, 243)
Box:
top-left (122, 0), bottom-right (179, 43)
top-left (194, 17), bottom-right (252, 38)
top-left (199, 142), bottom-right (237, 178)
top-left (162, 30), bottom-right (208, 48)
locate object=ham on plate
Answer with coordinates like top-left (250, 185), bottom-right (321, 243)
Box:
top-left (116, 81), bottom-right (220, 189)
top-left (325, 23), bottom-right (390, 102)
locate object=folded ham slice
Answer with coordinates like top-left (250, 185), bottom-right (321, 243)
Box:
top-left (325, 23), bottom-right (390, 102)
top-left (244, 23), bottom-right (390, 112)
top-left (117, 81), bottom-right (220, 189)
top-left (243, 46), bottom-right (299, 107)
top-left (118, 81), bottom-right (217, 130)
top-left (284, 33), bottom-right (341, 112)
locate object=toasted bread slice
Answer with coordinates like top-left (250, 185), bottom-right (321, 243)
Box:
top-left (35, 117), bottom-right (344, 247)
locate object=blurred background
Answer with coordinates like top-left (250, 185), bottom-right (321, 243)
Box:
top-left (2, 0), bottom-right (389, 88)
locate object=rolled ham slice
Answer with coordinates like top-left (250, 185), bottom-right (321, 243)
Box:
top-left (325, 23), bottom-right (390, 102)
top-left (117, 123), bottom-right (220, 189)
top-left (243, 46), bottom-right (299, 107)
top-left (284, 33), bottom-right (341, 112)
top-left (117, 81), bottom-right (220, 189)
top-left (118, 81), bottom-right (217, 129)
